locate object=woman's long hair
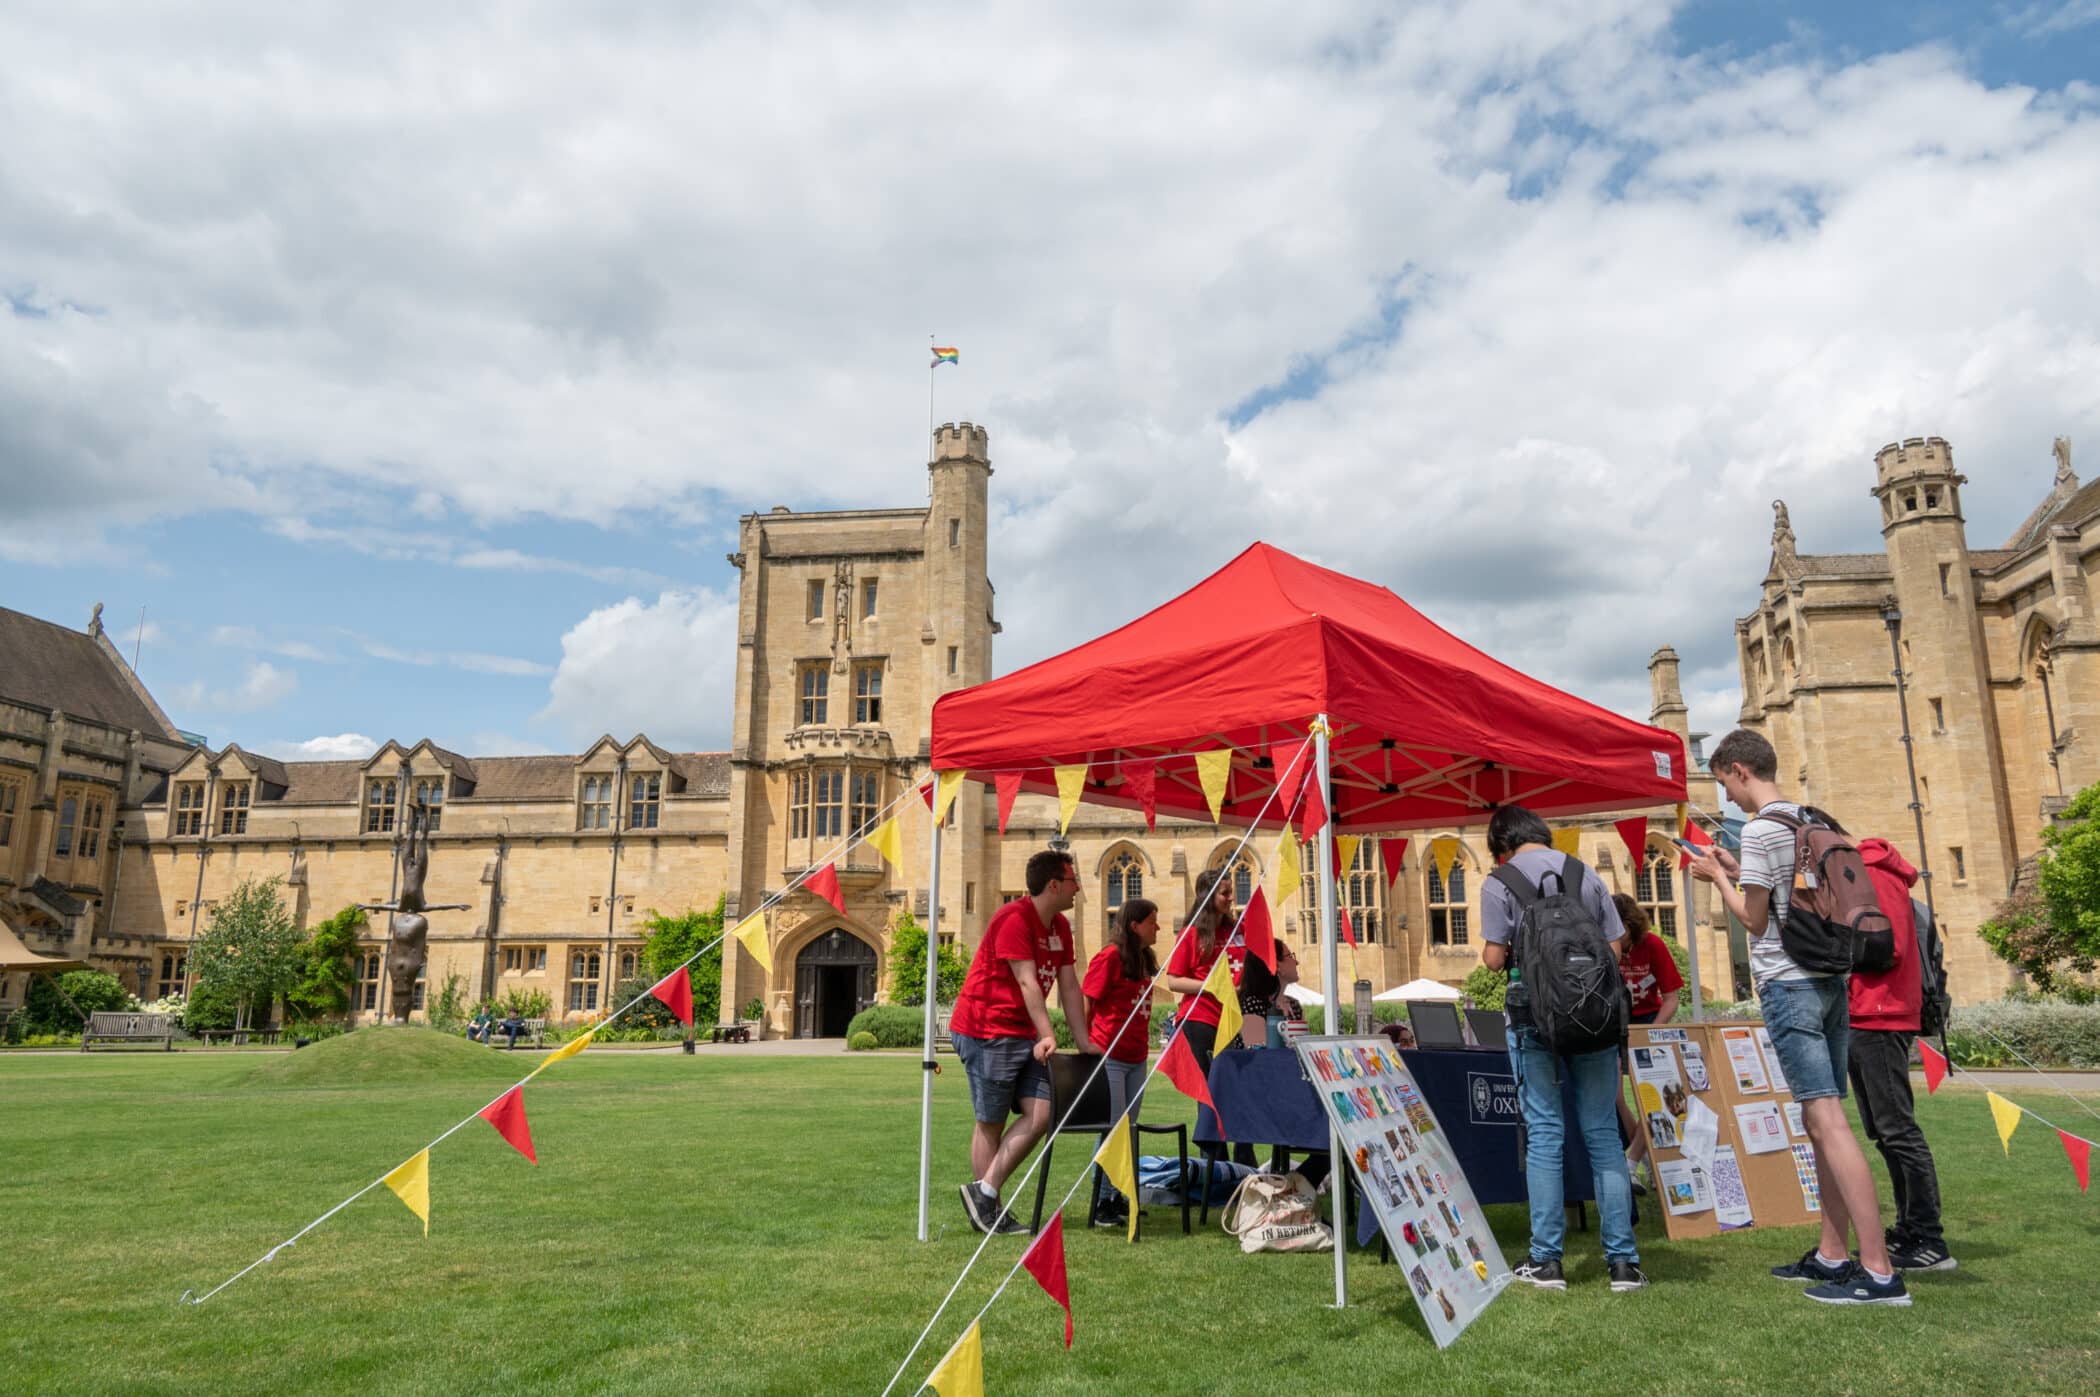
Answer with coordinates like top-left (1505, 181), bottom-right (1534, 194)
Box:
top-left (1612, 892), bottom-right (1650, 945)
top-left (1191, 867), bottom-right (1234, 958)
top-left (1110, 897), bottom-right (1159, 981)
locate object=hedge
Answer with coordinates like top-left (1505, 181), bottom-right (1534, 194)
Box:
top-left (1946, 1001), bottom-right (2100, 1069)
top-left (846, 1004), bottom-right (925, 1048)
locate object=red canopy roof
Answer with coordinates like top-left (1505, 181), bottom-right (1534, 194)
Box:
top-left (931, 543), bottom-right (1687, 831)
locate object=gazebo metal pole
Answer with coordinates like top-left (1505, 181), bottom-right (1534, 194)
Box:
top-left (1680, 838), bottom-right (1705, 1023)
top-left (917, 811), bottom-right (944, 1242)
top-left (1315, 715), bottom-right (1347, 1308)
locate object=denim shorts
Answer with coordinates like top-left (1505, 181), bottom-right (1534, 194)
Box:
top-left (951, 1031), bottom-right (1052, 1123)
top-left (1757, 975), bottom-right (1850, 1103)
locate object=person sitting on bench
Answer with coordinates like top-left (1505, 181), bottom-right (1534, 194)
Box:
top-left (500, 1013), bottom-right (525, 1049)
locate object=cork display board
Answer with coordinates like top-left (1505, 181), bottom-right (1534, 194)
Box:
top-left (1628, 1020), bottom-right (1820, 1240)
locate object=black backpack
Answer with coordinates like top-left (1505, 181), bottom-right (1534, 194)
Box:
top-left (1913, 897), bottom-right (1953, 1039)
top-left (1490, 854), bottom-right (1627, 1056)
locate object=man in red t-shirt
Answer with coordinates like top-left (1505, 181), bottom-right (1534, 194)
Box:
top-left (948, 849), bottom-right (1098, 1234)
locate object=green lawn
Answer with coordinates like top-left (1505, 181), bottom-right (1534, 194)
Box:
top-left (2, 1036), bottom-right (2094, 1395)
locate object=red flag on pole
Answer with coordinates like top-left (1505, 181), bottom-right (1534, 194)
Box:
top-left (806, 862), bottom-right (847, 916)
top-left (1380, 838), bottom-right (1409, 888)
top-left (1298, 775), bottom-right (1327, 845)
top-left (1615, 817), bottom-right (1649, 871)
top-left (650, 965), bottom-right (693, 1025)
top-left (1124, 759), bottom-right (1158, 832)
top-left (2060, 1130), bottom-right (2092, 1192)
top-left (995, 771), bottom-right (1023, 834)
top-left (1678, 818), bottom-right (1712, 870)
top-left (1020, 1210), bottom-right (1074, 1347)
top-left (478, 1087), bottom-right (537, 1164)
top-left (1160, 1033), bottom-right (1219, 1131)
top-left (1918, 1038), bottom-right (1949, 1094)
top-left (1240, 887), bottom-right (1277, 973)
top-left (1340, 907), bottom-right (1358, 950)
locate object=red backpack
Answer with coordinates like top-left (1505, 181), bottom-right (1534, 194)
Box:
top-left (1765, 811), bottom-right (1896, 975)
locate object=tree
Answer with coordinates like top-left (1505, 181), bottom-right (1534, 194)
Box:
top-left (640, 897), bottom-right (726, 1028)
top-left (1981, 780), bottom-right (2100, 992)
top-left (23, 970), bottom-right (135, 1035)
top-left (1461, 963), bottom-right (1507, 1012)
top-left (886, 912), bottom-right (965, 1007)
top-left (288, 904), bottom-right (367, 1021)
top-left (188, 877), bottom-right (303, 1030)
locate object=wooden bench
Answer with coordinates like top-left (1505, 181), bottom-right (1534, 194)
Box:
top-left (81, 1012), bottom-right (176, 1052)
top-left (487, 1018), bottom-right (547, 1049)
top-left (933, 1007), bottom-right (955, 1055)
top-left (197, 1027), bottom-right (285, 1047)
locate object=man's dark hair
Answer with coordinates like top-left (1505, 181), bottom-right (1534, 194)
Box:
top-left (1486, 805), bottom-right (1553, 860)
top-left (1025, 849), bottom-right (1074, 897)
top-left (1708, 728), bottom-right (1778, 781)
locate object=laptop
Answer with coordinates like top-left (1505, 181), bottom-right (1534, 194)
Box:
top-left (1406, 1001), bottom-right (1466, 1049)
top-left (1464, 1008), bottom-right (1509, 1052)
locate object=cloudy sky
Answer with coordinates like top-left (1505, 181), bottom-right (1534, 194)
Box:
top-left (4, 1), bottom-right (2098, 763)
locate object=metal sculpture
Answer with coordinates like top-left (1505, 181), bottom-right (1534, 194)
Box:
top-left (361, 804), bottom-right (469, 1022)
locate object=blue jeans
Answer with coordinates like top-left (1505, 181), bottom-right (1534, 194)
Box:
top-left (1508, 1025), bottom-right (1639, 1264)
top-left (1758, 975), bottom-right (1850, 1103)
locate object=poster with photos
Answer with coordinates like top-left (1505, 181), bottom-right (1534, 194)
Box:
top-left (1298, 1037), bottom-right (1511, 1349)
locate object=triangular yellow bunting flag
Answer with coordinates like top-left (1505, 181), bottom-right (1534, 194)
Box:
top-left (868, 816), bottom-right (904, 872)
top-left (527, 1029), bottom-right (596, 1081)
top-left (383, 1149), bottom-right (430, 1237)
top-left (1204, 953), bottom-right (1242, 1048)
top-left (1195, 750), bottom-right (1231, 822)
top-left (1274, 830), bottom-right (1301, 906)
top-left (733, 913), bottom-right (772, 974)
top-left (1054, 764), bottom-right (1086, 834)
top-left (1431, 835), bottom-right (1460, 885)
top-left (932, 769), bottom-right (965, 826)
top-left (1988, 1091), bottom-right (2024, 1155)
top-left (1091, 1124), bottom-right (1139, 1242)
top-left (1336, 834), bottom-right (1362, 875)
top-left (925, 1319), bottom-right (984, 1397)
top-left (1550, 829), bottom-right (1581, 859)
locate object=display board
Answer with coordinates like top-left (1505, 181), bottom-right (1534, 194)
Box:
top-left (1295, 1037), bottom-right (1512, 1348)
top-left (1628, 1020), bottom-right (1819, 1240)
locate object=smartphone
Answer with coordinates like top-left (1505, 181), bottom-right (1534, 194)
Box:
top-left (1672, 837), bottom-right (1705, 855)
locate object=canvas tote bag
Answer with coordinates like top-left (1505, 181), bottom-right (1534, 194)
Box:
top-left (1220, 1171), bottom-right (1333, 1253)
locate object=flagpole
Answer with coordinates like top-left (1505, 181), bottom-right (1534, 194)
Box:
top-left (928, 334), bottom-right (937, 457)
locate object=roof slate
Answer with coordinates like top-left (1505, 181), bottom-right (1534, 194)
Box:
top-left (0, 607), bottom-right (177, 738)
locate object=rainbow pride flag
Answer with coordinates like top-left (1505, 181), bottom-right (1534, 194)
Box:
top-left (931, 346), bottom-right (960, 366)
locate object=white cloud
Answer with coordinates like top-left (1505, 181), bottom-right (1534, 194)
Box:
top-left (540, 589), bottom-right (739, 749)
top-left (254, 732), bottom-right (378, 761)
top-left (349, 634), bottom-right (551, 677)
top-left (210, 624), bottom-right (337, 663)
top-left (172, 660), bottom-right (299, 716)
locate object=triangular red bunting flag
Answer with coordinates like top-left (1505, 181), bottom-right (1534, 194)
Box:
top-left (1274, 750), bottom-right (1308, 821)
top-left (1678, 818), bottom-right (1713, 870)
top-left (806, 862), bottom-right (847, 916)
top-left (1615, 817), bottom-right (1649, 871)
top-left (1380, 838), bottom-right (1409, 888)
top-left (1124, 759), bottom-right (1158, 833)
top-left (918, 780), bottom-right (934, 811)
top-left (2060, 1130), bottom-right (2092, 1192)
top-left (1299, 777), bottom-right (1328, 844)
top-left (1020, 1210), bottom-right (1074, 1348)
top-left (1160, 1033), bottom-right (1219, 1131)
top-left (478, 1086), bottom-right (537, 1164)
top-left (994, 771), bottom-right (1023, 835)
top-left (1240, 887), bottom-right (1277, 973)
top-left (650, 965), bottom-right (694, 1026)
top-left (1918, 1038), bottom-right (1948, 1094)
top-left (1340, 907), bottom-right (1358, 950)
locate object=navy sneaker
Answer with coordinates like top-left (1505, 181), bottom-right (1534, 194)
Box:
top-left (1771, 1248), bottom-right (1851, 1283)
top-left (1805, 1265), bottom-right (1913, 1307)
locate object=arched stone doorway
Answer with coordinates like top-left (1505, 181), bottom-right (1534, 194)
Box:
top-left (793, 927), bottom-right (877, 1038)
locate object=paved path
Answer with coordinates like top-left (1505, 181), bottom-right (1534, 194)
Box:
top-left (1930, 1068), bottom-right (2100, 1093)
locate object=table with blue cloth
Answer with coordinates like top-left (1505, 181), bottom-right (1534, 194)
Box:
top-left (1194, 1045), bottom-right (1600, 1248)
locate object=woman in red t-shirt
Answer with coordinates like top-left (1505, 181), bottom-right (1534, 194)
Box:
top-left (1612, 893), bottom-right (1684, 1190)
top-left (1084, 897), bottom-right (1158, 1225)
top-left (1163, 867), bottom-right (1254, 1166)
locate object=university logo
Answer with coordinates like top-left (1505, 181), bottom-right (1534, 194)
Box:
top-left (1467, 1072), bottom-right (1520, 1126)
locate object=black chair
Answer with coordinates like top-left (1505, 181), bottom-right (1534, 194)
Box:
top-left (1030, 1054), bottom-right (1191, 1238)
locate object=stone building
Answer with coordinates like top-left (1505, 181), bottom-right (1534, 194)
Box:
top-left (7, 422), bottom-right (1744, 1032)
top-left (1735, 435), bottom-right (2100, 1000)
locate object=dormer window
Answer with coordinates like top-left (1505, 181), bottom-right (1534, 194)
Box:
top-left (629, 773), bottom-right (661, 829)
top-left (364, 778), bottom-right (398, 833)
top-left (579, 775), bottom-right (613, 830)
top-left (218, 782), bottom-right (250, 835)
top-left (172, 782), bottom-right (205, 837)
top-left (412, 776), bottom-right (445, 831)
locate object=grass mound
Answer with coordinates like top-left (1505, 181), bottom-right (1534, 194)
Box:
top-left (246, 1025), bottom-right (527, 1087)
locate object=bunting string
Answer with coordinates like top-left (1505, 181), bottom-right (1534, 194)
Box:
top-left (880, 737), bottom-right (1317, 1397)
top-left (181, 781), bottom-right (927, 1307)
top-left (1929, 1047), bottom-right (2097, 1194)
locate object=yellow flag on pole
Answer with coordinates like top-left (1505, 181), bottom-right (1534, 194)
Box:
top-left (733, 913), bottom-right (772, 974)
top-left (867, 816), bottom-right (904, 872)
top-left (1054, 764), bottom-right (1086, 834)
top-left (1431, 835), bottom-right (1460, 885)
top-left (1988, 1091), bottom-right (2024, 1155)
top-left (1336, 835), bottom-right (1362, 875)
top-left (1090, 1124), bottom-right (1140, 1242)
top-left (1195, 750), bottom-right (1231, 822)
top-left (932, 769), bottom-right (965, 826)
top-left (1550, 829), bottom-right (1581, 859)
top-left (1274, 829), bottom-right (1302, 906)
top-left (1204, 952), bottom-right (1242, 1048)
top-left (925, 1319), bottom-right (985, 1397)
top-left (383, 1149), bottom-right (430, 1237)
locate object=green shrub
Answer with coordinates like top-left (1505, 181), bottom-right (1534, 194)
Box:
top-left (427, 972), bottom-right (472, 1034)
top-left (499, 987), bottom-right (553, 1019)
top-left (21, 970), bottom-right (136, 1034)
top-left (1295, 1001), bottom-right (1409, 1036)
top-left (640, 900), bottom-right (725, 1026)
top-left (1946, 1000), bottom-right (2100, 1069)
top-left (845, 1004), bottom-right (925, 1048)
top-left (886, 913), bottom-right (966, 1006)
top-left (848, 1031), bottom-right (878, 1051)
top-left (742, 997), bottom-right (765, 1021)
top-left (1462, 965), bottom-right (1507, 1011)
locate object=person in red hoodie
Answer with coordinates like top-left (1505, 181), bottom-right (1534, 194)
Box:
top-left (1849, 832), bottom-right (1955, 1273)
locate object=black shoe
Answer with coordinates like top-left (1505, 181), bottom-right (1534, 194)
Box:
top-left (1513, 1258), bottom-right (1565, 1291)
top-left (1771, 1248), bottom-right (1851, 1283)
top-left (1805, 1264), bottom-right (1912, 1307)
top-left (990, 1206), bottom-right (1031, 1236)
top-left (1608, 1260), bottom-right (1649, 1293)
top-left (958, 1183), bottom-right (996, 1235)
top-left (1889, 1238), bottom-right (1957, 1273)
top-left (1091, 1202), bottom-right (1130, 1230)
